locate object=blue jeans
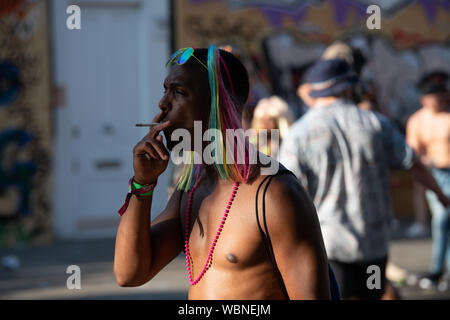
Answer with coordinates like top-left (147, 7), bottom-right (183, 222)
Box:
top-left (426, 168), bottom-right (450, 275)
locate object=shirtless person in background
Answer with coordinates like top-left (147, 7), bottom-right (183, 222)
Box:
top-left (406, 71), bottom-right (450, 287)
top-left (113, 46), bottom-right (331, 299)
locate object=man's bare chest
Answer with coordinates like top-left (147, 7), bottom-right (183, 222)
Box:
top-left (180, 185), bottom-right (267, 272)
top-left (419, 114), bottom-right (450, 144)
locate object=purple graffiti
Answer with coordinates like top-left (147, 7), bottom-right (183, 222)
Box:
top-left (189, 0), bottom-right (312, 27)
top-left (417, 0), bottom-right (450, 22)
top-left (188, 0), bottom-right (450, 25)
top-left (261, 5), bottom-right (309, 27)
top-left (329, 0), bottom-right (367, 25)
top-left (189, 0), bottom-right (222, 3)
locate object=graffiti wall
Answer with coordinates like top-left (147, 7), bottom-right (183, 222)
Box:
top-left (174, 0), bottom-right (450, 126)
top-left (174, 0), bottom-right (449, 218)
top-left (0, 0), bottom-right (52, 246)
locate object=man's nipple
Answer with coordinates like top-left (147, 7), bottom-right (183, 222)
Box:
top-left (226, 253), bottom-right (238, 263)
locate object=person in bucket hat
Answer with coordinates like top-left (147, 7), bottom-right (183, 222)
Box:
top-left (306, 58), bottom-right (359, 98)
top-left (279, 59), bottom-right (449, 299)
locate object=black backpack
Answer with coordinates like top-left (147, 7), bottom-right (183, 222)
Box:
top-left (255, 169), bottom-right (341, 300)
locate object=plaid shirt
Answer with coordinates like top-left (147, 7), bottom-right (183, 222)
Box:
top-left (279, 99), bottom-right (414, 262)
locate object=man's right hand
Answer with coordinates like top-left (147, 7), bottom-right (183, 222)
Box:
top-left (133, 112), bottom-right (171, 185)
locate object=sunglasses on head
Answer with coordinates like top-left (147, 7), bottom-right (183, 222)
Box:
top-left (165, 47), bottom-right (208, 70)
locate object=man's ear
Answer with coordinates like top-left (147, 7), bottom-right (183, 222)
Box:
top-left (297, 84), bottom-right (316, 108)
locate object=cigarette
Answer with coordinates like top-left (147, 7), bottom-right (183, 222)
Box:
top-left (135, 123), bottom-right (160, 127)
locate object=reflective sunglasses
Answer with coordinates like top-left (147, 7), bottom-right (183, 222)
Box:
top-left (165, 47), bottom-right (208, 70)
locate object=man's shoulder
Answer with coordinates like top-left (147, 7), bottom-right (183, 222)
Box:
top-left (289, 109), bottom-right (329, 136)
top-left (347, 102), bottom-right (385, 122)
top-left (358, 107), bottom-right (397, 132)
top-left (258, 166), bottom-right (310, 209)
top-left (289, 114), bottom-right (309, 133)
top-left (250, 162), bottom-right (298, 190)
top-left (407, 108), bottom-right (425, 124)
top-left (405, 111), bottom-right (422, 136)
top-left (257, 168), bottom-right (317, 234)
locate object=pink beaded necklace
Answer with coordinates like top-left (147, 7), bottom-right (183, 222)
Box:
top-left (184, 177), bottom-right (240, 285)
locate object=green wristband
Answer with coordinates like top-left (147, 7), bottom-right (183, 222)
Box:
top-left (131, 180), bottom-right (155, 197)
top-left (139, 190), bottom-right (154, 197)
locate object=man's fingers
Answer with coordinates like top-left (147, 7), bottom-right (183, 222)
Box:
top-left (136, 112), bottom-right (170, 159)
top-left (140, 120), bottom-right (170, 141)
top-left (137, 142), bottom-right (158, 159)
top-left (149, 120), bottom-right (171, 138)
top-left (152, 111), bottom-right (166, 124)
top-left (146, 138), bottom-right (169, 160)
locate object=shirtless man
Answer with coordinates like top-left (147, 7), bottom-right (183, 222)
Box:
top-left (406, 71), bottom-right (450, 287)
top-left (113, 46), bottom-right (331, 299)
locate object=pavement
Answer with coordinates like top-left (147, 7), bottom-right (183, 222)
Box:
top-left (0, 237), bottom-right (189, 300)
top-left (0, 223), bottom-right (449, 300)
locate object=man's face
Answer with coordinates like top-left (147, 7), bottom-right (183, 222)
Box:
top-left (158, 64), bottom-right (210, 150)
top-left (421, 91), bottom-right (448, 111)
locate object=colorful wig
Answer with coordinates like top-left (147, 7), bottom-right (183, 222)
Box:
top-left (174, 45), bottom-right (253, 192)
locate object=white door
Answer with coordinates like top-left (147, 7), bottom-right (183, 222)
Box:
top-left (51, 0), bottom-right (170, 239)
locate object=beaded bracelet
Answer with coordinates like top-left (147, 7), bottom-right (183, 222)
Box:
top-left (118, 177), bottom-right (157, 216)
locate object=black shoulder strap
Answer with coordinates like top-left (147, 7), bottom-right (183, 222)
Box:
top-left (255, 169), bottom-right (295, 299)
top-left (255, 168), bottom-right (341, 300)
